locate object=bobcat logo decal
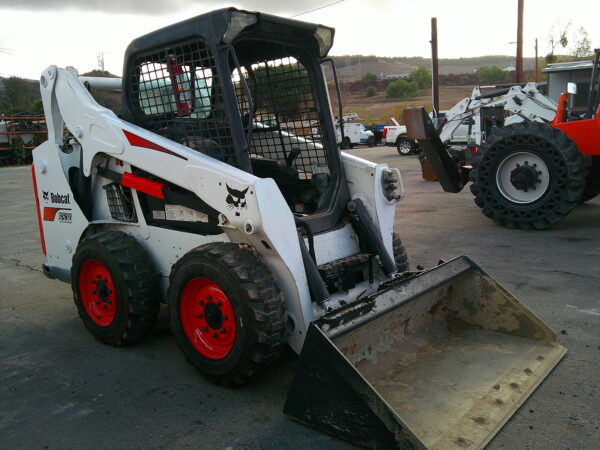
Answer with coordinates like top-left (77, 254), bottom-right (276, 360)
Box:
top-left (226, 184), bottom-right (249, 217)
top-left (42, 191), bottom-right (49, 201)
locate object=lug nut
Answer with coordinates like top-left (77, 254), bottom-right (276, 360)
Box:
top-left (538, 171), bottom-right (542, 175)
top-left (197, 314), bottom-right (203, 319)
top-left (524, 161), bottom-right (529, 165)
top-left (212, 332), bottom-right (218, 338)
top-left (206, 296), bottom-right (212, 301)
top-left (199, 301), bottom-right (204, 306)
top-left (102, 305), bottom-right (107, 309)
top-left (222, 315), bottom-right (228, 320)
top-left (533, 164), bottom-right (537, 168)
top-left (95, 301), bottom-right (100, 305)
top-left (96, 275), bottom-right (101, 279)
top-left (202, 326), bottom-right (208, 332)
top-left (220, 328), bottom-right (226, 334)
top-left (216, 301), bottom-right (222, 307)
top-left (92, 291), bottom-right (96, 295)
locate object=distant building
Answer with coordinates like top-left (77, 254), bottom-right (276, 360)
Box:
top-left (542, 59), bottom-right (594, 110)
top-left (503, 66), bottom-right (516, 72)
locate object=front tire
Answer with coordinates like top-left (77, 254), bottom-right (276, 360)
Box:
top-left (396, 136), bottom-right (415, 155)
top-left (367, 135), bottom-right (376, 147)
top-left (470, 122), bottom-right (586, 230)
top-left (168, 242), bottom-right (286, 385)
top-left (71, 231), bottom-right (160, 346)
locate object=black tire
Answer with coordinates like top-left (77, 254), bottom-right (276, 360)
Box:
top-left (581, 156), bottom-right (600, 202)
top-left (396, 136), bottom-right (415, 155)
top-left (168, 242), bottom-right (286, 385)
top-left (470, 121), bottom-right (586, 230)
top-left (367, 135), bottom-right (376, 147)
top-left (340, 137), bottom-right (352, 150)
top-left (71, 231), bottom-right (160, 346)
top-left (392, 234), bottom-right (409, 272)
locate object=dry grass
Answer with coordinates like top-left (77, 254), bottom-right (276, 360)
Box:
top-left (339, 85), bottom-right (474, 124)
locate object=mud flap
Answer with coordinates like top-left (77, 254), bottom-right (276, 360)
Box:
top-left (284, 256), bottom-right (566, 449)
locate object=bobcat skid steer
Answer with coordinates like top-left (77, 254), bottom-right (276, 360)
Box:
top-left (32, 8), bottom-right (566, 449)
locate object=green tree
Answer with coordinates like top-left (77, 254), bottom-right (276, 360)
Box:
top-left (0, 77), bottom-right (40, 113)
top-left (410, 66), bottom-right (432, 89)
top-left (31, 98), bottom-right (44, 114)
top-left (361, 72), bottom-right (377, 84)
top-left (366, 86), bottom-right (376, 97)
top-left (386, 80), bottom-right (419, 99)
top-left (476, 66), bottom-right (507, 84)
top-left (570, 26), bottom-right (593, 59)
top-left (546, 21), bottom-right (570, 64)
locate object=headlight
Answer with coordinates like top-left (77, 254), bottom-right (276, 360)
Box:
top-left (223, 11), bottom-right (258, 44)
top-left (314, 26), bottom-right (334, 57)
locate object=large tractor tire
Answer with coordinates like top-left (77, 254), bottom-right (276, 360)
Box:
top-left (71, 231), bottom-right (160, 346)
top-left (392, 233), bottom-right (409, 272)
top-left (168, 242), bottom-right (286, 385)
top-left (396, 136), bottom-right (416, 155)
top-left (470, 121), bottom-right (586, 230)
top-left (581, 156), bottom-right (600, 202)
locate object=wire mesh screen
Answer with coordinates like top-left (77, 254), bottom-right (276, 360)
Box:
top-left (242, 57), bottom-right (329, 179)
top-left (103, 183), bottom-right (137, 222)
top-left (128, 41), bottom-right (236, 164)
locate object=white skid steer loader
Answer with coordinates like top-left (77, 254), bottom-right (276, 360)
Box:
top-left (31, 8), bottom-right (566, 449)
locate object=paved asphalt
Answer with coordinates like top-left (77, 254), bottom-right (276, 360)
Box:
top-left (1, 147), bottom-right (598, 449)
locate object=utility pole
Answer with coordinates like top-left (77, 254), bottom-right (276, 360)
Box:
top-left (516, 0), bottom-right (524, 83)
top-left (431, 17), bottom-right (440, 118)
top-left (534, 38), bottom-right (538, 82)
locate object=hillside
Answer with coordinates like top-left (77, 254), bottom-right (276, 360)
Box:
top-left (328, 55), bottom-right (537, 82)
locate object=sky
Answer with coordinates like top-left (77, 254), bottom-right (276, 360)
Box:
top-left (0, 0), bottom-right (598, 79)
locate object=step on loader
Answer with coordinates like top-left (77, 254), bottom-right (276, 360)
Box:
top-left (31, 8), bottom-right (566, 448)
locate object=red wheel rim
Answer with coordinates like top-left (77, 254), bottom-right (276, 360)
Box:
top-left (78, 259), bottom-right (117, 327)
top-left (179, 277), bottom-right (237, 360)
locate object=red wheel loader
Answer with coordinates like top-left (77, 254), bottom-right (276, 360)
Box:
top-left (32, 8), bottom-right (566, 448)
top-left (406, 48), bottom-right (600, 230)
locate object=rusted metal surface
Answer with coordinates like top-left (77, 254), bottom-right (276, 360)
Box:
top-left (285, 257), bottom-right (566, 449)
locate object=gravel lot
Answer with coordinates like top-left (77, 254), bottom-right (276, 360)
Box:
top-left (1, 149), bottom-right (599, 449)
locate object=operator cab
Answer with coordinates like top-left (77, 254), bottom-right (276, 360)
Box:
top-left (122, 8), bottom-right (348, 232)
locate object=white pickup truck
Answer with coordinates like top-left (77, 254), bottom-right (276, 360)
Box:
top-left (383, 118), bottom-right (419, 155)
top-left (335, 113), bottom-right (375, 149)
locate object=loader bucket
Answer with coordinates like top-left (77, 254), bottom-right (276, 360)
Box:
top-left (284, 256), bottom-right (566, 449)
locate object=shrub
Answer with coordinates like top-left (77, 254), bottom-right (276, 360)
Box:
top-left (361, 72), bottom-right (378, 84)
top-left (386, 80), bottom-right (419, 99)
top-left (410, 66), bottom-right (432, 89)
top-left (476, 66), bottom-right (507, 84)
top-left (366, 86), bottom-right (376, 97)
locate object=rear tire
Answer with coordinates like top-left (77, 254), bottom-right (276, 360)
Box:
top-left (168, 242), bottom-right (286, 385)
top-left (470, 122), bottom-right (586, 230)
top-left (396, 136), bottom-right (415, 155)
top-left (71, 231), bottom-right (160, 346)
top-left (392, 234), bottom-right (409, 272)
top-left (340, 137), bottom-right (352, 150)
top-left (367, 135), bottom-right (376, 147)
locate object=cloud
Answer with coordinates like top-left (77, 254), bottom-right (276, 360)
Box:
top-left (0, 0), bottom-right (327, 15)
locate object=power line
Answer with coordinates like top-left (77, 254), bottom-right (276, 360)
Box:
top-left (290, 0), bottom-right (345, 18)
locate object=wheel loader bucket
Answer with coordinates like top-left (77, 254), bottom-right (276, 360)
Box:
top-left (284, 256), bottom-right (566, 449)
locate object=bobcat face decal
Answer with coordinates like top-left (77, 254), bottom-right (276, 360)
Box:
top-left (226, 184), bottom-right (249, 216)
top-left (42, 191), bottom-right (49, 201)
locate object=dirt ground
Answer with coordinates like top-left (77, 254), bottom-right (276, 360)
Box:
top-left (1, 154), bottom-right (599, 449)
top-left (339, 85), bottom-right (475, 124)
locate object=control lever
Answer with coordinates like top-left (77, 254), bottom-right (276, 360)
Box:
top-left (286, 147), bottom-right (301, 166)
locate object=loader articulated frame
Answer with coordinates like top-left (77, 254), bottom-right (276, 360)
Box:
top-left (32, 8), bottom-right (567, 449)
